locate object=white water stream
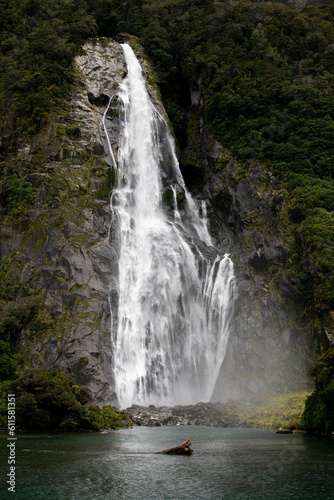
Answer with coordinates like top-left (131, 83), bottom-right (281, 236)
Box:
top-left (108, 44), bottom-right (235, 408)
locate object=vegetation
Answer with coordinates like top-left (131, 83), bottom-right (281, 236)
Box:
top-left (0, 253), bottom-right (45, 349)
top-left (0, 340), bottom-right (17, 382)
top-left (302, 348), bottom-right (334, 434)
top-left (1, 0), bottom-right (334, 433)
top-left (228, 390), bottom-right (310, 430)
top-left (1, 0), bottom-right (334, 314)
top-left (0, 169), bottom-right (36, 217)
top-left (0, 0), bottom-right (97, 137)
top-left (0, 368), bottom-right (132, 431)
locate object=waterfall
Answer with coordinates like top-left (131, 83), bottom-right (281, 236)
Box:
top-left (108, 43), bottom-right (235, 408)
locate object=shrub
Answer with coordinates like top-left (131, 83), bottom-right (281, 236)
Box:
top-left (0, 368), bottom-right (131, 431)
top-left (302, 349), bottom-right (334, 434)
top-left (0, 341), bottom-right (17, 382)
top-left (1, 170), bottom-right (36, 216)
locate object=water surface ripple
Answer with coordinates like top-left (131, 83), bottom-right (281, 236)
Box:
top-left (1, 427), bottom-right (333, 499)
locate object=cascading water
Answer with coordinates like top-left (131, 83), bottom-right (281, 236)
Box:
top-left (107, 43), bottom-right (235, 408)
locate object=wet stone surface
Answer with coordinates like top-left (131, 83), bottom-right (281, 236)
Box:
top-left (121, 402), bottom-right (241, 427)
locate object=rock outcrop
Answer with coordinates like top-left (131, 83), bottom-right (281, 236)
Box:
top-left (180, 109), bottom-right (314, 402)
top-left (0, 39), bottom-right (128, 405)
top-left (209, 157), bottom-right (313, 401)
top-left (122, 403), bottom-right (241, 427)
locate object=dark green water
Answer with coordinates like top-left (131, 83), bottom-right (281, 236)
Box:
top-left (1, 426), bottom-right (333, 499)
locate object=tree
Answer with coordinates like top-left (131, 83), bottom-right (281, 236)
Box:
top-left (0, 341), bottom-right (17, 382)
top-left (302, 349), bottom-right (334, 434)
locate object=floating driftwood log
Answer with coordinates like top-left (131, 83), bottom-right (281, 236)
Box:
top-left (157, 439), bottom-right (193, 455)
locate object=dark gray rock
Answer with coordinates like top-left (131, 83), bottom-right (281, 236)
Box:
top-left (121, 402), bottom-right (240, 427)
top-left (203, 156), bottom-right (313, 402)
top-left (0, 40), bottom-right (127, 405)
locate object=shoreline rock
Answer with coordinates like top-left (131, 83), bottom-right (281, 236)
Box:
top-left (121, 402), bottom-right (241, 428)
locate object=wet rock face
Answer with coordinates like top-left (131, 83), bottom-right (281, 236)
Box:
top-left (202, 148), bottom-right (313, 401)
top-left (180, 109), bottom-right (314, 400)
top-left (15, 199), bottom-right (121, 405)
top-left (27, 207), bottom-right (120, 406)
top-left (72, 39), bottom-right (127, 165)
top-left (33, 40), bottom-right (127, 405)
top-left (0, 39), bottom-right (128, 406)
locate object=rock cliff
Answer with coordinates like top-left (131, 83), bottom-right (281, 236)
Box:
top-left (1, 39), bottom-right (127, 405)
top-left (209, 157), bottom-right (313, 400)
top-left (0, 37), bottom-right (314, 406)
top-left (180, 108), bottom-right (315, 401)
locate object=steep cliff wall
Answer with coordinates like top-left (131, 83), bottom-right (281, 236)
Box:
top-left (209, 157), bottom-right (313, 400)
top-left (0, 39), bottom-right (127, 405)
top-left (0, 37), bottom-right (316, 406)
top-left (180, 108), bottom-right (315, 401)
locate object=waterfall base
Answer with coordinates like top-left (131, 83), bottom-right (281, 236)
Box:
top-left (120, 402), bottom-right (241, 427)
top-left (120, 390), bottom-right (310, 430)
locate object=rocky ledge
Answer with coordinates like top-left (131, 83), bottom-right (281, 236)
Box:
top-left (121, 402), bottom-right (241, 427)
top-left (121, 391), bottom-right (309, 431)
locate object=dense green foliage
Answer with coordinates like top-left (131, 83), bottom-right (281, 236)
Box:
top-left (0, 340), bottom-right (17, 382)
top-left (110, 0), bottom-right (334, 175)
top-left (302, 348), bottom-right (334, 434)
top-left (0, 168), bottom-right (36, 217)
top-left (0, 0), bottom-right (97, 137)
top-left (0, 368), bottom-right (132, 430)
